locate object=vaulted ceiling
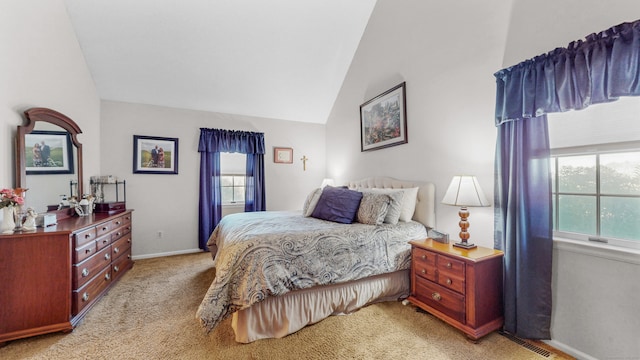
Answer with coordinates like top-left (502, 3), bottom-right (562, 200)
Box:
top-left (63, 0), bottom-right (377, 124)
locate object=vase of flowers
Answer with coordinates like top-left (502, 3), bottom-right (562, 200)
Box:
top-left (1, 188), bottom-right (25, 233)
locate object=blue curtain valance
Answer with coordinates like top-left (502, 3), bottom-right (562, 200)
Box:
top-left (495, 19), bottom-right (640, 125)
top-left (198, 128), bottom-right (265, 154)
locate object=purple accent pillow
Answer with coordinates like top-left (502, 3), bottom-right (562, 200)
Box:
top-left (311, 186), bottom-right (363, 224)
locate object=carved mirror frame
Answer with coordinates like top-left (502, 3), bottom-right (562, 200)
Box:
top-left (16, 108), bottom-right (84, 197)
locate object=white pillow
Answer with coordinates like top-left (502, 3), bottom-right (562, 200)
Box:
top-left (398, 187), bottom-right (419, 222)
top-left (302, 188), bottom-right (323, 217)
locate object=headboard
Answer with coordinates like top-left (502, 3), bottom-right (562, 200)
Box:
top-left (347, 176), bottom-right (436, 229)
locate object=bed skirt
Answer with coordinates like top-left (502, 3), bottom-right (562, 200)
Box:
top-left (231, 269), bottom-right (410, 343)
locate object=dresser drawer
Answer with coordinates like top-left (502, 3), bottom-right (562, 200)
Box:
top-left (74, 240), bottom-right (97, 263)
top-left (72, 246), bottom-right (112, 289)
top-left (413, 275), bottom-right (465, 324)
top-left (95, 233), bottom-right (112, 251)
top-left (96, 220), bottom-right (115, 237)
top-left (112, 248), bottom-right (132, 282)
top-left (111, 223), bottom-right (131, 242)
top-left (74, 227), bottom-right (97, 248)
top-left (73, 265), bottom-right (112, 315)
top-left (112, 213), bottom-right (132, 229)
top-left (111, 234), bottom-right (131, 260)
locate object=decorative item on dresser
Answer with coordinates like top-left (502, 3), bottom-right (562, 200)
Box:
top-left (0, 210), bottom-right (134, 345)
top-left (407, 238), bottom-right (504, 341)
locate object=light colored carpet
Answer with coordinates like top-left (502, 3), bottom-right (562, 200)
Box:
top-left (0, 252), bottom-right (570, 360)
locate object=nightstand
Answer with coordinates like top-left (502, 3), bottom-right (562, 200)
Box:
top-left (407, 238), bottom-right (504, 341)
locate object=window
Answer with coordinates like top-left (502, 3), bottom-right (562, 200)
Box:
top-left (221, 175), bottom-right (245, 205)
top-left (551, 142), bottom-right (640, 250)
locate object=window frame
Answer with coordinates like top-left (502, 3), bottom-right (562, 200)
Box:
top-left (220, 173), bottom-right (246, 206)
top-left (551, 141), bottom-right (640, 251)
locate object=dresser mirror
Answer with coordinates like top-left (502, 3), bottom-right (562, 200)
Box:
top-left (15, 108), bottom-right (83, 213)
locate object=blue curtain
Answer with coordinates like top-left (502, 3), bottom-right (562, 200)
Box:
top-left (494, 19), bottom-right (640, 339)
top-left (198, 128), bottom-right (265, 250)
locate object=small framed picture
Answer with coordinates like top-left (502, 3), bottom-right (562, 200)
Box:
top-left (273, 147), bottom-right (293, 164)
top-left (133, 135), bottom-right (179, 174)
top-left (25, 130), bottom-right (74, 175)
top-left (360, 82), bottom-right (408, 152)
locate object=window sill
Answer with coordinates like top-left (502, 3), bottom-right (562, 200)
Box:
top-left (553, 237), bottom-right (640, 265)
top-left (222, 203), bottom-right (245, 208)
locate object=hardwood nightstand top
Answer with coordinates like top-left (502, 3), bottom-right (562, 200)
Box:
top-left (409, 238), bottom-right (503, 262)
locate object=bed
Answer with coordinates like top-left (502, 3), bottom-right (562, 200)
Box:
top-left (196, 176), bottom-right (436, 343)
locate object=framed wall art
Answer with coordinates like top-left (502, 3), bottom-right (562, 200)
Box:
top-left (133, 135), bottom-right (179, 174)
top-left (25, 130), bottom-right (74, 175)
top-left (273, 147), bottom-right (293, 164)
top-left (360, 82), bottom-right (408, 152)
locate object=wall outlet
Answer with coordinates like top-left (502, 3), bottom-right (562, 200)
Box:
top-left (157, 231), bottom-right (163, 239)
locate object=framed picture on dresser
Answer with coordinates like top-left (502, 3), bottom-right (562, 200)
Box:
top-left (133, 135), bottom-right (179, 174)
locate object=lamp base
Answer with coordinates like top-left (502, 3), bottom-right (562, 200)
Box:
top-left (453, 242), bottom-right (477, 249)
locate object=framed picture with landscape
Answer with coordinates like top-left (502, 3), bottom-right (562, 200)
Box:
top-left (360, 82), bottom-right (408, 152)
top-left (133, 135), bottom-right (179, 174)
top-left (25, 130), bottom-right (74, 175)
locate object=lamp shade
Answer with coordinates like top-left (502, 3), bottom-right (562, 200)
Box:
top-left (442, 176), bottom-right (490, 207)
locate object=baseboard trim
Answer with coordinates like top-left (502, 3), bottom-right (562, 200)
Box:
top-left (543, 339), bottom-right (596, 360)
top-left (131, 248), bottom-right (203, 260)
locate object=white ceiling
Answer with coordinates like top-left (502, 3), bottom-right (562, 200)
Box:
top-left (63, 0), bottom-right (377, 124)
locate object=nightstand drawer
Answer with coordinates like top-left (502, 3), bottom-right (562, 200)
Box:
top-left (413, 247), bottom-right (436, 266)
top-left (437, 256), bottom-right (465, 277)
top-left (414, 276), bottom-right (465, 324)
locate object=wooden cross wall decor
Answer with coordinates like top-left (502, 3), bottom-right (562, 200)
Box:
top-left (300, 155), bottom-right (308, 171)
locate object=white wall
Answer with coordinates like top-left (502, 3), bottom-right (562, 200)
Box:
top-left (501, 1), bottom-right (640, 359)
top-left (325, 0), bottom-right (512, 248)
top-left (0, 0), bottom-right (100, 199)
top-left (100, 101), bottom-right (325, 258)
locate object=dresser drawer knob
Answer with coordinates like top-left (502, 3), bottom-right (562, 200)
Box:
top-left (114, 247), bottom-right (119, 254)
top-left (105, 273), bottom-right (111, 280)
top-left (85, 248), bottom-right (92, 254)
top-left (115, 221), bottom-right (121, 225)
top-left (446, 278), bottom-right (452, 285)
top-left (82, 292), bottom-right (90, 302)
top-left (104, 253), bottom-right (111, 260)
top-left (82, 268), bottom-right (90, 277)
top-left (85, 233), bottom-right (91, 239)
top-left (102, 226), bottom-right (108, 232)
top-left (127, 255), bottom-right (131, 259)
top-left (431, 292), bottom-right (442, 301)
top-left (127, 238), bottom-right (131, 243)
top-left (446, 262), bottom-right (452, 269)
top-left (421, 269), bottom-right (426, 275)
top-left (116, 232), bottom-right (121, 237)
top-left (114, 265), bottom-right (120, 272)
top-left (421, 254), bottom-right (426, 260)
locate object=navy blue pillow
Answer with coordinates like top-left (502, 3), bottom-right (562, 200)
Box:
top-left (311, 186), bottom-right (363, 224)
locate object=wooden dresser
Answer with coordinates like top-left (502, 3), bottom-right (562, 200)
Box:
top-left (0, 210), bottom-right (133, 345)
top-left (407, 238), bottom-right (504, 341)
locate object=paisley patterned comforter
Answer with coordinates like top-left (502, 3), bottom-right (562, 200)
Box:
top-left (196, 211), bottom-right (428, 332)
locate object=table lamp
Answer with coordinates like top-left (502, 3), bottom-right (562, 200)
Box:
top-left (441, 175), bottom-right (490, 249)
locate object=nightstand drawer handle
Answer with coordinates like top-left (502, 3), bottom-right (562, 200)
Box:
top-left (421, 254), bottom-right (427, 260)
top-left (446, 262), bottom-right (452, 269)
top-left (421, 269), bottom-right (427, 275)
top-left (431, 292), bottom-right (442, 301)
top-left (446, 278), bottom-right (452, 285)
